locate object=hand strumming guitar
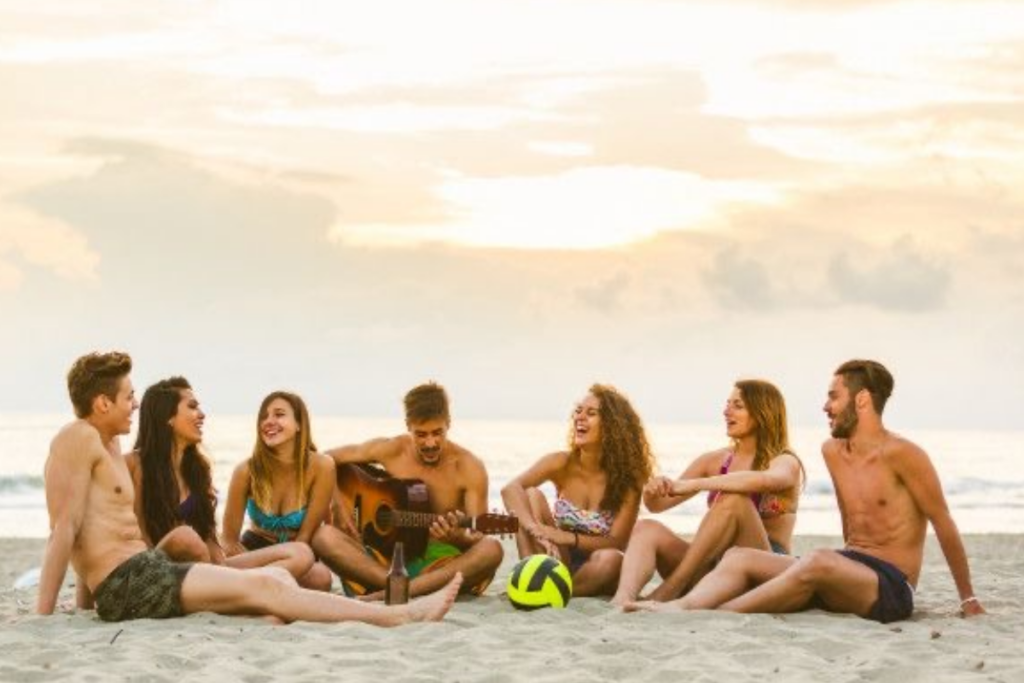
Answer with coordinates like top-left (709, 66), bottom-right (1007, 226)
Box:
top-left (430, 511), bottom-right (480, 548)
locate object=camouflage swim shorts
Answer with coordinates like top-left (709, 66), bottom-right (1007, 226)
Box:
top-left (93, 549), bottom-right (193, 622)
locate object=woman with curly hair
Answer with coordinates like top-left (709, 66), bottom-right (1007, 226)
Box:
top-left (222, 390), bottom-right (335, 591)
top-left (501, 384), bottom-right (655, 597)
top-left (128, 378), bottom-right (316, 580)
top-left (613, 379), bottom-right (804, 608)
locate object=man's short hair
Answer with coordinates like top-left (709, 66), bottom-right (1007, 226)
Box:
top-left (67, 351), bottom-right (133, 418)
top-left (403, 382), bottom-right (450, 424)
top-left (835, 359), bottom-right (894, 415)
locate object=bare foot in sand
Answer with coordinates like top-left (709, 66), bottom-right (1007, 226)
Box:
top-left (401, 572), bottom-right (463, 624)
top-left (621, 599), bottom-right (683, 613)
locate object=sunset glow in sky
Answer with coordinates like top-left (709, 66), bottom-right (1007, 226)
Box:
top-left (2, 0), bottom-right (1023, 429)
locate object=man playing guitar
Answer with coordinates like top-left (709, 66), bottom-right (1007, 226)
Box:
top-left (312, 382), bottom-right (504, 598)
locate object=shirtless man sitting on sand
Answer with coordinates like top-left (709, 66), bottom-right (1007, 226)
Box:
top-left (626, 359), bottom-right (985, 623)
top-left (37, 351), bottom-right (460, 625)
top-left (313, 382), bottom-right (503, 598)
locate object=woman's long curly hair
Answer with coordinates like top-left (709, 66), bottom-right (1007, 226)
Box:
top-left (566, 384), bottom-right (655, 513)
top-left (134, 377), bottom-right (217, 543)
top-left (249, 391), bottom-right (317, 512)
top-left (734, 379), bottom-right (805, 483)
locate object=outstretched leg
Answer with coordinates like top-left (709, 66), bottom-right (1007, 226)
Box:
top-left (180, 563), bottom-right (463, 626)
top-left (645, 493), bottom-right (770, 602)
top-left (611, 519), bottom-right (689, 607)
top-left (719, 549), bottom-right (879, 617)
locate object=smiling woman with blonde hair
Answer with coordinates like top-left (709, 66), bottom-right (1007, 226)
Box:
top-left (222, 390), bottom-right (336, 591)
top-left (501, 384), bottom-right (656, 597)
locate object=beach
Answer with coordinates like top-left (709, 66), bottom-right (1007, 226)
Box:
top-left (2, 535), bottom-right (1021, 683)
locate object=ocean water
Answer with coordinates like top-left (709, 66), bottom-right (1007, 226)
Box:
top-left (1, 413), bottom-right (1021, 539)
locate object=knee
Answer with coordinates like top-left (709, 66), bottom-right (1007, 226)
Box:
top-left (162, 526), bottom-right (209, 562)
top-left (281, 541), bottom-right (316, 575)
top-left (477, 536), bottom-right (504, 569)
top-left (310, 525), bottom-right (337, 555)
top-left (265, 566), bottom-right (297, 587)
top-left (719, 546), bottom-right (759, 569)
top-left (792, 549), bottom-right (839, 584)
top-left (630, 519), bottom-right (666, 542)
top-left (587, 548), bottom-right (624, 573)
top-left (712, 492), bottom-right (752, 514)
top-left (303, 562), bottom-right (334, 592)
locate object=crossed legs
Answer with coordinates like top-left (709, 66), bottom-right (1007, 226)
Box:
top-left (311, 525), bottom-right (503, 598)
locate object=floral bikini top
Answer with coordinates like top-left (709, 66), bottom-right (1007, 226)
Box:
top-left (706, 451), bottom-right (798, 519)
top-left (553, 497), bottom-right (615, 537)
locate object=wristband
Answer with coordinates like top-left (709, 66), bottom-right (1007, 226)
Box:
top-left (959, 596), bottom-right (979, 608)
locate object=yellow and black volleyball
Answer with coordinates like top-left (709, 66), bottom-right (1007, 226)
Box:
top-left (506, 554), bottom-right (573, 610)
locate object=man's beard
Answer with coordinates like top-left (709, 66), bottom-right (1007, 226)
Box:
top-left (830, 403), bottom-right (858, 439)
top-left (418, 447), bottom-right (441, 466)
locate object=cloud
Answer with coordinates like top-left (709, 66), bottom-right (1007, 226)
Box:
top-left (826, 239), bottom-right (952, 311)
top-left (574, 271), bottom-right (631, 313)
top-left (702, 250), bottom-right (779, 310)
top-left (16, 138), bottom-right (336, 294)
top-left (0, 206), bottom-right (99, 290)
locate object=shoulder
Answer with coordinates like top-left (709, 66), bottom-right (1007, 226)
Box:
top-left (310, 451), bottom-right (335, 474)
top-left (881, 433), bottom-right (929, 467)
top-left (694, 448), bottom-right (729, 470)
top-left (379, 434), bottom-right (413, 458)
top-left (821, 438), bottom-right (844, 458)
top-left (230, 458), bottom-right (253, 480)
top-left (541, 450), bottom-right (572, 468)
top-left (771, 450), bottom-right (801, 468)
top-left (49, 421), bottom-right (104, 465)
top-left (449, 441), bottom-right (485, 471)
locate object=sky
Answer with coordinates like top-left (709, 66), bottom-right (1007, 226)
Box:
top-left (1, 0), bottom-right (1023, 430)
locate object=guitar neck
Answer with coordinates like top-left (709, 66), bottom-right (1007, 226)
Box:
top-left (391, 509), bottom-right (443, 529)
top-left (389, 510), bottom-right (478, 530)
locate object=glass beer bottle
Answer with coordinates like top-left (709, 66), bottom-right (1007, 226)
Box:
top-left (385, 541), bottom-right (410, 605)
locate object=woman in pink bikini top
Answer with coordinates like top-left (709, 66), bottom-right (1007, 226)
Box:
top-left (612, 379), bottom-right (804, 607)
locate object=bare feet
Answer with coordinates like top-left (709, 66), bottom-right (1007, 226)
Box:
top-left (621, 599), bottom-right (683, 613)
top-left (609, 594), bottom-right (633, 609)
top-left (401, 572), bottom-right (463, 623)
top-left (644, 583), bottom-right (677, 602)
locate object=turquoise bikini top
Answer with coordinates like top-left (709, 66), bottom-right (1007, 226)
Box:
top-left (246, 498), bottom-right (307, 543)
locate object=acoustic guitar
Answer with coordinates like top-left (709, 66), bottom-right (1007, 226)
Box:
top-left (336, 462), bottom-right (519, 559)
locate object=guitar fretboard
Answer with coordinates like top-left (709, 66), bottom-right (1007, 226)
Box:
top-left (382, 509), bottom-right (458, 529)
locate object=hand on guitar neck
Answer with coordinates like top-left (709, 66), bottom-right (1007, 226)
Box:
top-left (337, 462), bottom-right (518, 560)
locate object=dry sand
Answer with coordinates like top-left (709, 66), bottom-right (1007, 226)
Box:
top-left (2, 535), bottom-right (1021, 682)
